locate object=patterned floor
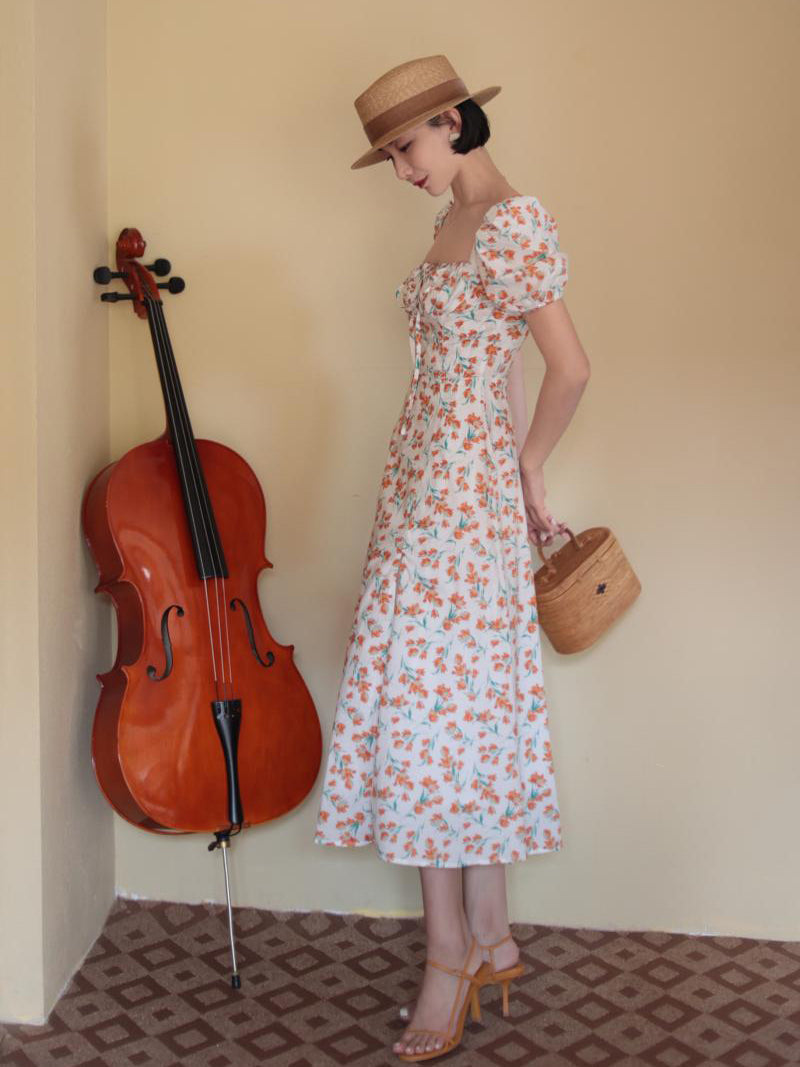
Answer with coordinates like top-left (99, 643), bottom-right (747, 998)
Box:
top-left (1, 898), bottom-right (798, 1066)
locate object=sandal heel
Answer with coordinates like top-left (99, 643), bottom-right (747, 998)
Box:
top-left (500, 977), bottom-right (512, 1017)
top-left (474, 933), bottom-right (524, 1017)
top-left (469, 984), bottom-right (481, 1023)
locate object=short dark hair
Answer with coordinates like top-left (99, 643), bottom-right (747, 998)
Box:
top-left (427, 98), bottom-right (491, 154)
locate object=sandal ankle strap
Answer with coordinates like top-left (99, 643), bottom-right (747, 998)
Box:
top-left (425, 958), bottom-right (482, 983)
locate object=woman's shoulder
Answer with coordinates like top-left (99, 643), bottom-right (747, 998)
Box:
top-left (475, 193), bottom-right (569, 314)
top-left (483, 192), bottom-right (549, 224)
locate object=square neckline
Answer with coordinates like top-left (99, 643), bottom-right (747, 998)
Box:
top-left (418, 194), bottom-right (530, 271)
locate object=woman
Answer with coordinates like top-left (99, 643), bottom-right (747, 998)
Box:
top-left (313, 54), bottom-right (590, 1061)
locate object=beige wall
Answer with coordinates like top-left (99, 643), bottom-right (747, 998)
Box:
top-left (0, 0), bottom-right (114, 1023)
top-left (0, 0), bottom-right (43, 1023)
top-left (107, 0), bottom-right (800, 941)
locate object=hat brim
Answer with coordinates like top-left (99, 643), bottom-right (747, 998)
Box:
top-left (350, 85), bottom-right (502, 170)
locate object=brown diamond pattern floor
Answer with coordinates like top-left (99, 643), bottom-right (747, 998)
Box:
top-left (1, 898), bottom-right (798, 1065)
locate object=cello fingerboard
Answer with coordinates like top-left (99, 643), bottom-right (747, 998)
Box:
top-left (145, 294), bottom-right (229, 580)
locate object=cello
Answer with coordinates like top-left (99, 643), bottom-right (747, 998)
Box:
top-left (84, 228), bottom-right (322, 986)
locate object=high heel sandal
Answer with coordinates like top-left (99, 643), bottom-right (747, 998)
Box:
top-left (395, 935), bottom-right (486, 1062)
top-left (398, 932), bottom-right (524, 1023)
top-left (474, 932), bottom-right (525, 1018)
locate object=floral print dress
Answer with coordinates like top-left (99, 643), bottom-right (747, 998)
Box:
top-left (313, 194), bottom-right (569, 867)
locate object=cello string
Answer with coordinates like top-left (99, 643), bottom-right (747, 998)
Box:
top-left (149, 295), bottom-right (228, 700)
top-left (148, 295), bottom-right (228, 697)
top-left (146, 294), bottom-right (225, 698)
top-left (147, 294), bottom-right (223, 694)
top-left (152, 298), bottom-right (233, 701)
top-left (151, 296), bottom-right (235, 701)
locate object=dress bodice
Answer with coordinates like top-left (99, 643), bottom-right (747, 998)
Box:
top-left (392, 195), bottom-right (569, 438)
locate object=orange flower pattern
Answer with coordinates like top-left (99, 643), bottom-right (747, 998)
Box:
top-left (313, 195), bottom-right (569, 866)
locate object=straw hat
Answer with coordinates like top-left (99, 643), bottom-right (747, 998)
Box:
top-left (351, 54), bottom-right (501, 170)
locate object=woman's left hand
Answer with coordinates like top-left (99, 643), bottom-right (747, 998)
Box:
top-left (519, 462), bottom-right (566, 546)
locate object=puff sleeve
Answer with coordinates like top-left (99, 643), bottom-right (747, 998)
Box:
top-left (476, 195), bottom-right (569, 315)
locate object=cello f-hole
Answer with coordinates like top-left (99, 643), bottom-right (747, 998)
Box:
top-left (146, 604), bottom-right (185, 681)
top-left (230, 597), bottom-right (275, 668)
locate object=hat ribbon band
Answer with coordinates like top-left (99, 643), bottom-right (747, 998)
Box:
top-left (364, 77), bottom-right (467, 145)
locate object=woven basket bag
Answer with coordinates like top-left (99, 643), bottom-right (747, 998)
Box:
top-left (532, 526), bottom-right (641, 653)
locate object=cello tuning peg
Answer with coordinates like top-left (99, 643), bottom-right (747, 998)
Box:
top-left (157, 277), bottom-right (186, 294)
top-left (100, 292), bottom-right (134, 302)
top-left (146, 258), bottom-right (172, 276)
top-left (93, 266), bottom-right (124, 284)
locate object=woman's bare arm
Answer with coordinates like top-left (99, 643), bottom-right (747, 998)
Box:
top-left (518, 299), bottom-right (590, 472)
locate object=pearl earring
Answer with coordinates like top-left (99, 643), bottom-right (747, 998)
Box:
top-left (449, 132), bottom-right (459, 142)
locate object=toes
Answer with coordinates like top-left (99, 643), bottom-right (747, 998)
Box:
top-left (394, 1032), bottom-right (424, 1056)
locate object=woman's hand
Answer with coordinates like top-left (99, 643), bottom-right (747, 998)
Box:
top-left (519, 462), bottom-right (566, 546)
